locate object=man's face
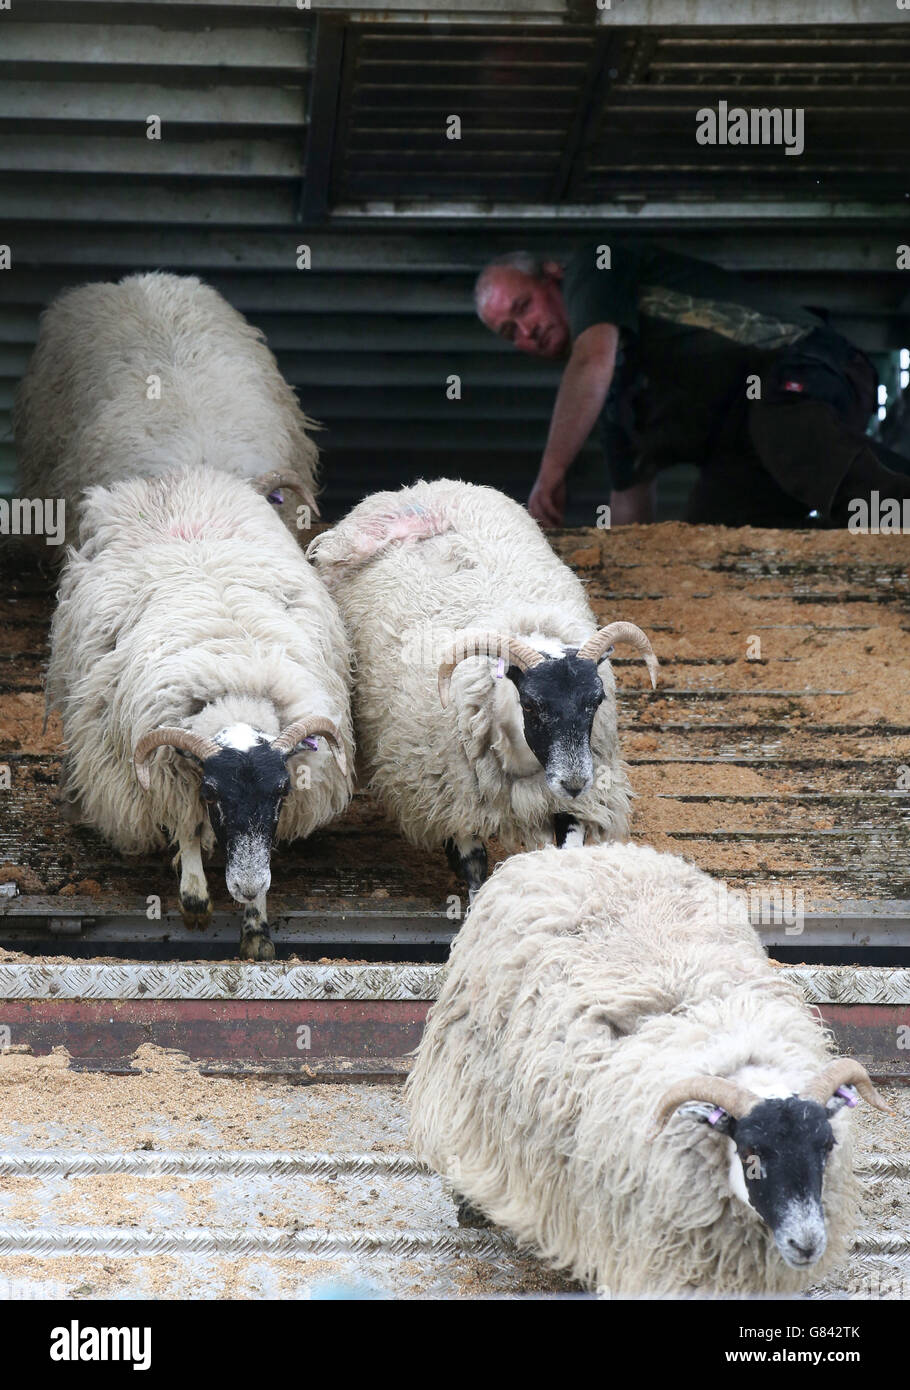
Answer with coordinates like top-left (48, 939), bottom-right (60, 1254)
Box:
top-left (478, 265), bottom-right (570, 359)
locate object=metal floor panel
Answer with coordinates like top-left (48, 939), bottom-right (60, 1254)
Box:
top-left (0, 1041), bottom-right (906, 1300)
top-left (0, 1138), bottom-right (906, 1299)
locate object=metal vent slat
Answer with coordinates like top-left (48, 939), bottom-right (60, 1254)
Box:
top-left (0, 21), bottom-right (311, 68)
top-left (0, 81), bottom-right (308, 124)
top-left (335, 24), bottom-right (597, 203)
top-left (0, 135), bottom-right (302, 176)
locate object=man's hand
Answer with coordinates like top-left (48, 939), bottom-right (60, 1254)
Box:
top-left (528, 471), bottom-right (566, 527)
top-left (528, 322), bottom-right (620, 528)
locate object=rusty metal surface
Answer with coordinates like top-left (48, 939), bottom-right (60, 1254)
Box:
top-left (813, 1006), bottom-right (910, 1082)
top-left (0, 999), bottom-right (426, 1062)
top-left (0, 964), bottom-right (907, 1077)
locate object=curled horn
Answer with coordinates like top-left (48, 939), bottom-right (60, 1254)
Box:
top-left (437, 632), bottom-right (546, 709)
top-left (133, 728), bottom-right (221, 791)
top-left (272, 716), bottom-right (347, 775)
top-left (251, 469), bottom-right (320, 518)
top-left (801, 1059), bottom-right (890, 1112)
top-left (651, 1076), bottom-right (761, 1137)
top-left (576, 622), bottom-right (659, 690)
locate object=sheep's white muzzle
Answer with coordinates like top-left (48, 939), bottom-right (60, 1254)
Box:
top-left (774, 1202), bottom-right (827, 1268)
top-left (225, 836), bottom-right (272, 904)
top-left (546, 763), bottom-right (594, 801)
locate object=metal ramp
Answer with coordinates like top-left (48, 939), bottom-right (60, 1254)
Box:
top-left (0, 1053), bottom-right (906, 1301)
top-left (3, 523), bottom-right (910, 954)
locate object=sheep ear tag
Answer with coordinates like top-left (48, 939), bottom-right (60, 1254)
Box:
top-left (677, 1101), bottom-right (736, 1135)
top-left (826, 1085), bottom-right (858, 1115)
top-left (285, 736), bottom-right (320, 756)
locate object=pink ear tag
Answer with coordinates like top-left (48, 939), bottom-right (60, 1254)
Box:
top-left (496, 657), bottom-right (505, 679)
top-left (707, 1107), bottom-right (726, 1126)
top-left (301, 736), bottom-right (319, 750)
top-left (267, 489), bottom-right (284, 505)
top-left (835, 1085), bottom-right (858, 1108)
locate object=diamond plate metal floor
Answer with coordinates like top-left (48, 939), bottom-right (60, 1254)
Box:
top-left (0, 1076), bottom-right (907, 1300)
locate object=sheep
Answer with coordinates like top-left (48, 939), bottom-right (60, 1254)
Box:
top-left (308, 479), bottom-right (657, 900)
top-left (46, 465), bottom-right (353, 960)
top-left (14, 271), bottom-right (319, 545)
top-left (407, 841), bottom-right (888, 1295)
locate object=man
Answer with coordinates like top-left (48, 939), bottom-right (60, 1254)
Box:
top-left (475, 244), bottom-right (910, 527)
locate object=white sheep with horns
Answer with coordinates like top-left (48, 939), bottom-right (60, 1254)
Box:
top-left (308, 479), bottom-right (657, 899)
top-left (408, 841), bottom-right (889, 1296)
top-left (47, 465), bottom-right (353, 960)
top-left (15, 271), bottom-right (319, 544)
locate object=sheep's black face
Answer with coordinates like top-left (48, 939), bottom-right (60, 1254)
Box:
top-left (730, 1098), bottom-right (835, 1268)
top-left (507, 652), bottom-right (605, 800)
top-left (199, 742), bottom-right (291, 904)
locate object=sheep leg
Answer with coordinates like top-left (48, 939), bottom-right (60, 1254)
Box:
top-left (173, 826), bottom-right (212, 928)
top-left (57, 753), bottom-right (86, 824)
top-left (454, 1194), bottom-right (492, 1229)
top-left (239, 893), bottom-right (275, 962)
top-left (444, 835), bottom-right (488, 904)
top-left (553, 814), bottom-right (585, 849)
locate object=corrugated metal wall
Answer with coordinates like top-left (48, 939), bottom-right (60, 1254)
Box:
top-left (333, 24), bottom-right (910, 202)
top-left (1, 1), bottom-right (319, 498)
top-left (2, 3), bottom-right (908, 521)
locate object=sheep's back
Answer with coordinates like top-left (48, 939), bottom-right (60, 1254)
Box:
top-left (310, 481), bottom-right (605, 843)
top-left (311, 479), bottom-right (593, 630)
top-left (16, 272), bottom-right (318, 521)
top-left (408, 842), bottom-right (856, 1292)
top-left (48, 468), bottom-right (351, 850)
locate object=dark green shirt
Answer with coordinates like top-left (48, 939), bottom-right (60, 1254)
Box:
top-left (562, 241), bottom-right (822, 491)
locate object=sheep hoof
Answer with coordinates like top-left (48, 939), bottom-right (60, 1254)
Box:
top-left (454, 1195), bottom-right (491, 1229)
top-left (240, 929), bottom-right (275, 962)
top-left (444, 836), bottom-right (488, 903)
top-left (179, 896), bottom-right (212, 930)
